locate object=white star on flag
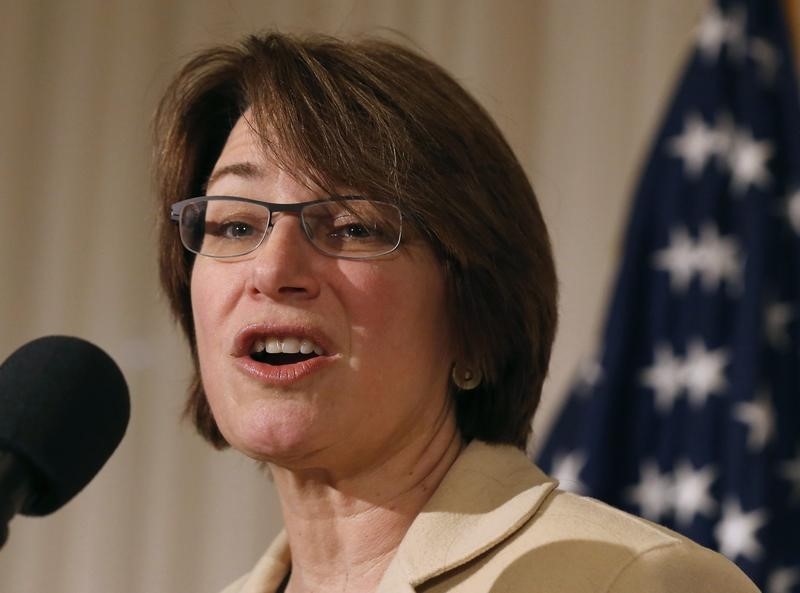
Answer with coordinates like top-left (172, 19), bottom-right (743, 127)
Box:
top-left (668, 113), bottom-right (720, 177)
top-left (697, 5), bottom-right (748, 63)
top-left (652, 225), bottom-right (741, 294)
top-left (779, 448), bottom-right (800, 504)
top-left (765, 301), bottom-right (794, 350)
top-left (626, 461), bottom-right (673, 521)
top-left (640, 343), bottom-right (685, 413)
top-left (727, 128), bottom-right (774, 195)
top-left (551, 451), bottom-right (587, 495)
top-left (696, 6), bottom-right (728, 61)
top-left (767, 567), bottom-right (800, 593)
top-left (733, 391), bottom-right (776, 452)
top-left (786, 189), bottom-right (800, 235)
top-left (682, 340), bottom-right (729, 407)
top-left (714, 499), bottom-right (768, 562)
top-left (574, 356), bottom-right (603, 398)
top-left (693, 223), bottom-right (742, 293)
top-left (653, 227), bottom-right (697, 292)
top-left (673, 461), bottom-right (718, 527)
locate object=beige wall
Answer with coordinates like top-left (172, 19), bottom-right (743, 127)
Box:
top-left (0, 1), bottom-right (713, 591)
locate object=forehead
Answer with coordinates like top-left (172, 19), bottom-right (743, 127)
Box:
top-left (208, 114), bottom-right (304, 191)
top-left (214, 114), bottom-right (263, 167)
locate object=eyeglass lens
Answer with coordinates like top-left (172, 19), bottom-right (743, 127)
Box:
top-left (178, 198), bottom-right (402, 259)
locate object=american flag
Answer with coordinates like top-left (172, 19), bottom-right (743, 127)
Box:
top-left (536, 1), bottom-right (800, 590)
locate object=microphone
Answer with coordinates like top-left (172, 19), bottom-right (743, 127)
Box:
top-left (0, 336), bottom-right (130, 549)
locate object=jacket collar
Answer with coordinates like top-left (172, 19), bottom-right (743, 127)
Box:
top-left (233, 531), bottom-right (291, 593)
top-left (232, 441), bottom-right (556, 593)
top-left (377, 440), bottom-right (557, 592)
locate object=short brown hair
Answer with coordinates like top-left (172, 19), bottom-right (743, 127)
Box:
top-left (154, 32), bottom-right (558, 451)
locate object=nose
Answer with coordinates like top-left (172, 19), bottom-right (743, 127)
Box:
top-left (246, 214), bottom-right (321, 300)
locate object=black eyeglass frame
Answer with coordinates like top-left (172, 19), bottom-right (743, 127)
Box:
top-left (170, 195), bottom-right (404, 260)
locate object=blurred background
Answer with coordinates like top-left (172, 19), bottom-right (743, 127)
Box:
top-left (2, 1), bottom-right (791, 591)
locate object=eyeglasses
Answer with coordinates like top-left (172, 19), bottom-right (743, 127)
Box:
top-left (170, 196), bottom-right (403, 259)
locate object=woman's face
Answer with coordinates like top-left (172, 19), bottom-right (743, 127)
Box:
top-left (190, 116), bottom-right (455, 475)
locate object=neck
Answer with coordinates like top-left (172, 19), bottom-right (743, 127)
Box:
top-left (270, 411), bottom-right (463, 593)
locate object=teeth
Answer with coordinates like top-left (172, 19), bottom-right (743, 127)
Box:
top-left (281, 337), bottom-right (301, 354)
top-left (251, 336), bottom-right (324, 355)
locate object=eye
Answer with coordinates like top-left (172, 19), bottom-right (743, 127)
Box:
top-left (205, 219), bottom-right (262, 240)
top-left (330, 219), bottom-right (374, 239)
top-left (220, 221), bottom-right (256, 239)
top-left (300, 199), bottom-right (401, 257)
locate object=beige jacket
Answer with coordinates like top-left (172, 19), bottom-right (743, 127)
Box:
top-left (220, 441), bottom-right (760, 593)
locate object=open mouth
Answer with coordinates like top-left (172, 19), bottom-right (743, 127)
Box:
top-left (250, 351), bottom-right (319, 366)
top-left (248, 336), bottom-right (325, 366)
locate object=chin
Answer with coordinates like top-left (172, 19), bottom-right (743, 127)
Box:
top-left (220, 398), bottom-right (327, 465)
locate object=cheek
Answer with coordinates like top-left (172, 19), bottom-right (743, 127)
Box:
top-left (190, 262), bottom-right (216, 347)
top-left (190, 260), bottom-right (239, 370)
top-left (340, 266), bottom-right (401, 330)
top-left (341, 258), bottom-right (451, 364)
top-left (190, 266), bottom-right (218, 395)
top-left (189, 261), bottom-right (246, 436)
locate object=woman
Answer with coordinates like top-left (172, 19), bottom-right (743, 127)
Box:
top-left (154, 33), bottom-right (759, 593)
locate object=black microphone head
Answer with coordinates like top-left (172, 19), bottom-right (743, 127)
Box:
top-left (0, 336), bottom-right (130, 515)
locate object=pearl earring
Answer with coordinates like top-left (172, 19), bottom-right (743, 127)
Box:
top-left (452, 364), bottom-right (481, 390)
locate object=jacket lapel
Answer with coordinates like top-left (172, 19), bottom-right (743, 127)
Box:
top-left (230, 531), bottom-right (291, 593)
top-left (378, 441), bottom-right (557, 592)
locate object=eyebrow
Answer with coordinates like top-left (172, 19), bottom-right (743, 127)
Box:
top-left (204, 162), bottom-right (263, 192)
